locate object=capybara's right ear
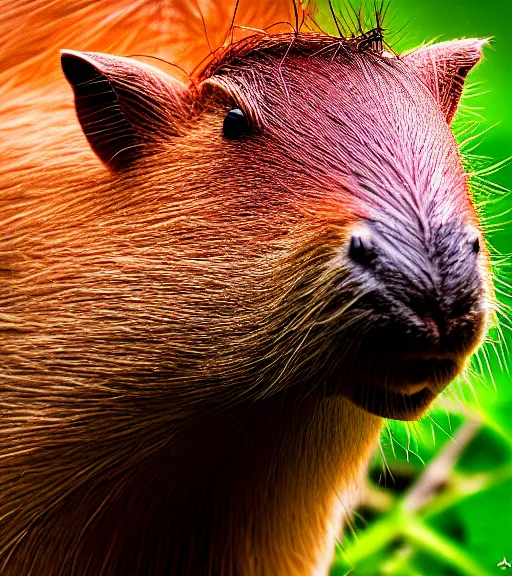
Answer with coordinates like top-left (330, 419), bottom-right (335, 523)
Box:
top-left (61, 50), bottom-right (191, 169)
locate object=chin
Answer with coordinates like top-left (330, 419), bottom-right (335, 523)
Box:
top-left (340, 356), bottom-right (463, 421)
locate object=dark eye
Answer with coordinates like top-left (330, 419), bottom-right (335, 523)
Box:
top-left (472, 236), bottom-right (480, 254)
top-left (223, 107), bottom-right (249, 140)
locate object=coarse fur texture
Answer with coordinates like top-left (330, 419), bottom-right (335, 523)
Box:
top-left (0, 1), bottom-right (492, 574)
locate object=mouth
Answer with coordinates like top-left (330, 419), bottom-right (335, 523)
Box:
top-left (344, 356), bottom-right (461, 420)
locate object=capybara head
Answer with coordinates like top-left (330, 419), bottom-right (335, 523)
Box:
top-left (55, 33), bottom-right (491, 421)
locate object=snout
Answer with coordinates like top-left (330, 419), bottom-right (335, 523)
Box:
top-left (338, 222), bottom-right (489, 420)
top-left (366, 290), bottom-right (487, 377)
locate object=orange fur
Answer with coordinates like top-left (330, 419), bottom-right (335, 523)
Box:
top-left (0, 46), bottom-right (382, 574)
top-left (0, 1), bottom-right (489, 574)
top-left (1, 0), bottom-right (317, 86)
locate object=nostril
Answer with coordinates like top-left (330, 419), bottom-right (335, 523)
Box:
top-left (452, 314), bottom-right (479, 339)
top-left (451, 299), bottom-right (472, 318)
top-left (348, 234), bottom-right (376, 266)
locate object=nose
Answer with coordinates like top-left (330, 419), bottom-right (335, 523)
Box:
top-left (407, 290), bottom-right (483, 357)
top-left (347, 226), bottom-right (486, 358)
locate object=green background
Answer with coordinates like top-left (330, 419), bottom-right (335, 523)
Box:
top-left (315, 1), bottom-right (512, 575)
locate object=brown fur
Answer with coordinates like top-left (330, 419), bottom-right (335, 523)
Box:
top-left (0, 58), bottom-right (383, 575)
top-left (0, 2), bottom-right (489, 574)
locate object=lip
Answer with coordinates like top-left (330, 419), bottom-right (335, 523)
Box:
top-left (386, 356), bottom-right (460, 392)
top-left (343, 356), bottom-right (461, 420)
top-left (349, 382), bottom-right (435, 421)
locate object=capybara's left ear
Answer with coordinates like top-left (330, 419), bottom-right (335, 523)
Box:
top-left (61, 50), bottom-right (192, 169)
top-left (403, 39), bottom-right (487, 124)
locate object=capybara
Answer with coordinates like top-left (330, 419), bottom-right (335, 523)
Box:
top-left (0, 1), bottom-right (492, 574)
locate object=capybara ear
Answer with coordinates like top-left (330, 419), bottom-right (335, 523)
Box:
top-left (403, 39), bottom-right (487, 124)
top-left (61, 50), bottom-right (191, 169)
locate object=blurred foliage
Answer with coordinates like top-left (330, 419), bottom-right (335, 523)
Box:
top-left (314, 1), bottom-right (512, 574)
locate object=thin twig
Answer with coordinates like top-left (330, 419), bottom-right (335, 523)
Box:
top-left (402, 419), bottom-right (482, 512)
